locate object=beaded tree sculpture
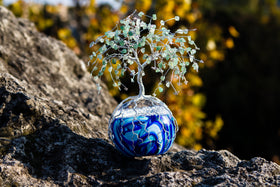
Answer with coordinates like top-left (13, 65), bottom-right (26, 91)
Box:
top-left (88, 11), bottom-right (203, 157)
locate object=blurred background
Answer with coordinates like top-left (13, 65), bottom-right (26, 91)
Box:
top-left (1, 0), bottom-right (279, 164)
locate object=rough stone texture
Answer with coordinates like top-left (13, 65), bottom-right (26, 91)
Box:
top-left (0, 6), bottom-right (279, 186)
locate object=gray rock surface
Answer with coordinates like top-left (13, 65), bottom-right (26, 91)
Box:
top-left (0, 6), bottom-right (279, 186)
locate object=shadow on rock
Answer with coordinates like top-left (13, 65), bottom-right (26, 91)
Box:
top-left (9, 124), bottom-right (154, 186)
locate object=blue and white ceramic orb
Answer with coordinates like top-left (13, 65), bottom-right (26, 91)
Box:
top-left (108, 96), bottom-right (178, 157)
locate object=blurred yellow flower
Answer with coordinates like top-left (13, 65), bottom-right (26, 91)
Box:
top-left (225, 38), bottom-right (235, 49)
top-left (228, 26), bottom-right (240, 38)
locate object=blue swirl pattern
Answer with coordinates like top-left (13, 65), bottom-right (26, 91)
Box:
top-left (109, 114), bottom-right (177, 157)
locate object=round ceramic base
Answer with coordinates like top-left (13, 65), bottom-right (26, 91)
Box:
top-left (108, 96), bottom-right (178, 157)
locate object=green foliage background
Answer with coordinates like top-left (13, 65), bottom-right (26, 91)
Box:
top-left (2, 0), bottom-right (279, 164)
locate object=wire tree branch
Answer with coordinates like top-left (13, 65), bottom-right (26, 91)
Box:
top-left (88, 10), bottom-right (203, 96)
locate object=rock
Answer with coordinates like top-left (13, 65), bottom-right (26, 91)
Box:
top-left (0, 6), bottom-right (279, 186)
top-left (0, 5), bottom-right (116, 140)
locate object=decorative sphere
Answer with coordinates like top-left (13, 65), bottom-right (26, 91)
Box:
top-left (108, 96), bottom-right (178, 157)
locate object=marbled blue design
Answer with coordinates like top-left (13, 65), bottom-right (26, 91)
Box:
top-left (109, 114), bottom-right (176, 157)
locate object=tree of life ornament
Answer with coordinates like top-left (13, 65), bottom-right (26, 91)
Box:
top-left (88, 11), bottom-right (203, 157)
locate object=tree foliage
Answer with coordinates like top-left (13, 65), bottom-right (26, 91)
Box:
top-left (88, 10), bottom-right (202, 96)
